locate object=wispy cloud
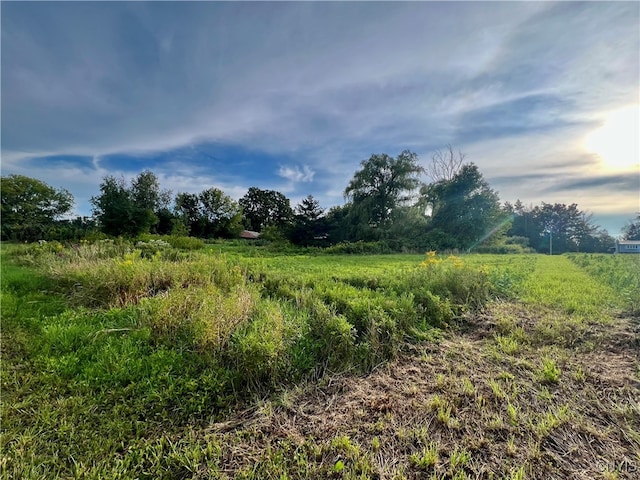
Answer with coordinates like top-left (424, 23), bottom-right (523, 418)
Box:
top-left (278, 165), bottom-right (315, 183)
top-left (1, 1), bottom-right (638, 234)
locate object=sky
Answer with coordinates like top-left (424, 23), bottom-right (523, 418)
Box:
top-left (2, 1), bottom-right (639, 235)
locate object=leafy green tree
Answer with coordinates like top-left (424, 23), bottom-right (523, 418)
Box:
top-left (345, 150), bottom-right (424, 229)
top-left (198, 188), bottom-right (243, 238)
top-left (130, 170), bottom-right (165, 234)
top-left (174, 192), bottom-right (201, 235)
top-left (91, 170), bottom-right (167, 236)
top-left (289, 195), bottom-right (329, 245)
top-left (239, 187), bottom-right (293, 232)
top-left (507, 201), bottom-right (606, 253)
top-left (1, 174), bottom-right (74, 241)
top-left (622, 214), bottom-right (640, 240)
top-left (324, 204), bottom-right (355, 244)
top-left (385, 205), bottom-right (429, 250)
top-left (421, 163), bottom-right (505, 250)
top-left (91, 176), bottom-right (135, 236)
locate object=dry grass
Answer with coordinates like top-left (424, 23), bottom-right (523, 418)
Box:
top-left (198, 303), bottom-right (639, 479)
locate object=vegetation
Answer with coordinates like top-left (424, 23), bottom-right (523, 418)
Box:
top-left (239, 187), bottom-right (294, 233)
top-left (344, 150), bottom-right (424, 231)
top-left (175, 188), bottom-right (243, 238)
top-left (621, 213), bottom-right (640, 240)
top-left (2, 145), bottom-right (626, 253)
top-left (0, 174), bottom-right (75, 241)
top-left (421, 163), bottom-right (506, 250)
top-left (2, 239), bottom-right (638, 479)
top-left (505, 201), bottom-right (615, 254)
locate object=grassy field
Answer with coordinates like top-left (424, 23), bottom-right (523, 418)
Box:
top-left (1, 239), bottom-right (638, 479)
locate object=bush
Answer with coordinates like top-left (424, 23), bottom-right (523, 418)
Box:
top-left (166, 235), bottom-right (205, 250)
top-left (474, 243), bottom-right (533, 254)
top-left (324, 241), bottom-right (392, 255)
top-left (141, 284), bottom-right (258, 351)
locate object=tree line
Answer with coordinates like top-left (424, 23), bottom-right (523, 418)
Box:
top-left (2, 147), bottom-right (638, 253)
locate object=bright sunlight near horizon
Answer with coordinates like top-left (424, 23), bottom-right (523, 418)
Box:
top-left (584, 104), bottom-right (640, 171)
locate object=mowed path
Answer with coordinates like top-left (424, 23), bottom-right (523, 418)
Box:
top-left (200, 255), bottom-right (639, 479)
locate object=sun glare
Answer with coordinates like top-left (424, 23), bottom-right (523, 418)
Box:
top-left (584, 105), bottom-right (639, 171)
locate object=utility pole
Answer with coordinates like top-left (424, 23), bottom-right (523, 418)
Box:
top-left (549, 230), bottom-right (553, 255)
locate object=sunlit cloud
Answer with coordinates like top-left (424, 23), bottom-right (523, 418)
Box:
top-left (583, 104), bottom-right (640, 171)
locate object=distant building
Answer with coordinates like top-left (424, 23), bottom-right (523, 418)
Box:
top-left (615, 240), bottom-right (640, 253)
top-left (239, 230), bottom-right (260, 240)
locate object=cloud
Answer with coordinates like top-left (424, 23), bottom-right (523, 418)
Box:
top-left (1, 1), bottom-right (638, 234)
top-left (547, 173), bottom-right (639, 194)
top-left (278, 165), bottom-right (315, 183)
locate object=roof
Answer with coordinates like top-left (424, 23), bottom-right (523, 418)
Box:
top-left (617, 240), bottom-right (640, 245)
top-left (239, 230), bottom-right (260, 239)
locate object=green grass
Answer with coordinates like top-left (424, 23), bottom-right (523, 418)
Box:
top-left (2, 240), bottom-right (637, 478)
top-left (567, 253), bottom-right (640, 314)
top-left (522, 255), bottom-right (619, 317)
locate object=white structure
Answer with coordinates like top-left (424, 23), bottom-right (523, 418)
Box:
top-left (615, 240), bottom-right (640, 253)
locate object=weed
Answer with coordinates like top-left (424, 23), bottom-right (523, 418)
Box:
top-left (506, 403), bottom-right (519, 426)
top-left (489, 380), bottom-right (506, 400)
top-left (495, 334), bottom-right (521, 355)
top-left (410, 442), bottom-right (439, 469)
top-left (460, 377), bottom-right (475, 396)
top-left (538, 357), bottom-right (561, 384)
top-left (449, 446), bottom-right (471, 469)
top-left (506, 436), bottom-right (517, 456)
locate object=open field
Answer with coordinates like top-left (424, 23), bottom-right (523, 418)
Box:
top-left (1, 240), bottom-right (638, 479)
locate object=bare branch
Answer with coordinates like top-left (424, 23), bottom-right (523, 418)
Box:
top-left (427, 144), bottom-right (465, 182)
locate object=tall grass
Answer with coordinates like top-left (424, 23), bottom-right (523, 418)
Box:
top-left (568, 253), bottom-right (640, 314)
top-left (1, 240), bottom-right (533, 478)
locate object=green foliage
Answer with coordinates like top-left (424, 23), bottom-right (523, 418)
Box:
top-left (91, 172), bottom-right (160, 237)
top-left (1, 174), bottom-right (74, 241)
top-left (324, 240), bottom-right (393, 255)
top-left (165, 235), bottom-right (205, 250)
top-left (197, 187), bottom-right (243, 238)
top-left (522, 255), bottom-right (618, 317)
top-left (5, 238), bottom-right (636, 478)
top-left (568, 253), bottom-right (640, 314)
top-left (506, 201), bottom-right (612, 253)
top-left (421, 163), bottom-right (506, 251)
top-left (538, 357), bottom-right (562, 384)
top-left (345, 150), bottom-right (424, 229)
top-left (410, 443), bottom-right (439, 469)
top-left (288, 195), bottom-right (330, 246)
top-left (239, 187), bottom-right (294, 232)
top-left (621, 214), bottom-right (640, 240)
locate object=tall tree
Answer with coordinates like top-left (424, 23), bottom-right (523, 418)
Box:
top-left (426, 145), bottom-right (465, 182)
top-left (198, 188), bottom-right (243, 238)
top-left (130, 170), bottom-right (163, 234)
top-left (174, 192), bottom-right (201, 235)
top-left (421, 163), bottom-right (505, 250)
top-left (622, 214), bottom-right (640, 240)
top-left (91, 170), bottom-right (167, 236)
top-left (1, 174), bottom-right (74, 241)
top-left (239, 187), bottom-right (293, 232)
top-left (91, 176), bottom-right (136, 236)
top-left (344, 150), bottom-right (424, 229)
top-left (289, 195), bottom-right (328, 245)
top-left (295, 195), bottom-right (324, 221)
top-left (507, 202), bottom-right (604, 253)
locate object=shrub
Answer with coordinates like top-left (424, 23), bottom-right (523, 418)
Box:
top-left (166, 235), bottom-right (205, 250)
top-left (140, 284), bottom-right (258, 350)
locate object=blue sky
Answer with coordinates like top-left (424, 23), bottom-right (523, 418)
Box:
top-left (2, 1), bottom-right (638, 234)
